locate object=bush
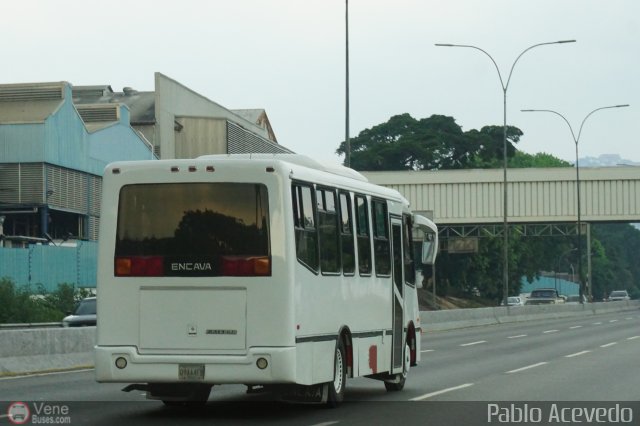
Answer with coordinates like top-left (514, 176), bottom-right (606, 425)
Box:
top-left (0, 279), bottom-right (93, 324)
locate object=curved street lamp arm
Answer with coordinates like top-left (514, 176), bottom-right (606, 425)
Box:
top-left (436, 40), bottom-right (576, 92)
top-left (505, 40), bottom-right (576, 91)
top-left (521, 109), bottom-right (578, 144)
top-left (435, 43), bottom-right (505, 90)
top-left (577, 104), bottom-right (630, 142)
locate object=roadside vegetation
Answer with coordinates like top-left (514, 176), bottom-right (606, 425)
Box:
top-left (0, 279), bottom-right (92, 324)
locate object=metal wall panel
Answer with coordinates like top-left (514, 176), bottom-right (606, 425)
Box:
top-left (227, 121), bottom-right (292, 154)
top-left (0, 163), bottom-right (45, 204)
top-left (364, 167), bottom-right (640, 224)
top-left (0, 242), bottom-right (97, 290)
top-left (45, 165), bottom-right (88, 212)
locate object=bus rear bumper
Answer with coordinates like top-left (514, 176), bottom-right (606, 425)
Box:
top-left (94, 346), bottom-right (297, 385)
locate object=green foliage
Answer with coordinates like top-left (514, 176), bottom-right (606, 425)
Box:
top-left (591, 224), bottom-right (640, 300)
top-left (336, 114), bottom-right (522, 171)
top-left (509, 151), bottom-right (572, 168)
top-left (0, 279), bottom-right (92, 324)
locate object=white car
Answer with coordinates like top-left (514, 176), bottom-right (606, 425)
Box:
top-left (503, 296), bottom-right (524, 306)
top-left (608, 290), bottom-right (630, 301)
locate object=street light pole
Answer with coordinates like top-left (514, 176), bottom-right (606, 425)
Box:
top-left (521, 104), bottom-right (630, 303)
top-left (345, 0), bottom-right (351, 168)
top-left (555, 247), bottom-right (577, 293)
top-left (435, 40), bottom-right (576, 307)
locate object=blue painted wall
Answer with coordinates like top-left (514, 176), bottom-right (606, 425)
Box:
top-left (0, 242), bottom-right (97, 291)
top-left (0, 82), bottom-right (153, 292)
top-left (520, 276), bottom-right (579, 296)
top-left (0, 84), bottom-right (154, 175)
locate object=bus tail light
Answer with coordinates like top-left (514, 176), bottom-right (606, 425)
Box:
top-left (221, 256), bottom-right (271, 276)
top-left (115, 256), bottom-right (164, 277)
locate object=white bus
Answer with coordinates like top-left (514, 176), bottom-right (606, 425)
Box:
top-left (95, 154), bottom-right (437, 406)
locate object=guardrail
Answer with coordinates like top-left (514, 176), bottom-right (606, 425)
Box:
top-left (0, 301), bottom-right (638, 377)
top-left (420, 300), bottom-right (640, 332)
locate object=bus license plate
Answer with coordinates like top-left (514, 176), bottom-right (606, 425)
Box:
top-left (178, 364), bottom-right (205, 381)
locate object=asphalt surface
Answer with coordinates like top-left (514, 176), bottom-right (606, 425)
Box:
top-left (1, 308), bottom-right (639, 425)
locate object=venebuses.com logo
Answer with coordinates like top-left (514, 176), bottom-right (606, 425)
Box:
top-left (7, 401), bottom-right (71, 425)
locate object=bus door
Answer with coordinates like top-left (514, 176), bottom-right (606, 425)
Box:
top-left (390, 216), bottom-right (404, 373)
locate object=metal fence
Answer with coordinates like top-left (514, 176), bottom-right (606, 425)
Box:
top-left (0, 242), bottom-right (97, 291)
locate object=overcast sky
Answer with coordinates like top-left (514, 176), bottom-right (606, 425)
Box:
top-left (4, 0), bottom-right (638, 167)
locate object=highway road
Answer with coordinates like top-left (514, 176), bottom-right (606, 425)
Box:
top-left (1, 309), bottom-right (638, 425)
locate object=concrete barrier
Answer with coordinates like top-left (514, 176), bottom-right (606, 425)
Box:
top-left (0, 301), bottom-right (638, 376)
top-left (421, 300), bottom-right (640, 332)
top-left (0, 327), bottom-right (96, 376)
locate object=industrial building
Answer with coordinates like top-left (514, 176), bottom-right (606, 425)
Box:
top-left (0, 73), bottom-right (292, 290)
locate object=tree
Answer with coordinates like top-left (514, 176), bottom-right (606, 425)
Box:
top-left (335, 114), bottom-right (522, 171)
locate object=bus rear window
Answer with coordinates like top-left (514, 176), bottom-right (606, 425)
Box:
top-left (115, 183), bottom-right (270, 277)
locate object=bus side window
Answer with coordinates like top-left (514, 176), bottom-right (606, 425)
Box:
top-left (372, 199), bottom-right (390, 276)
top-left (339, 191), bottom-right (355, 275)
top-left (317, 188), bottom-right (340, 274)
top-left (292, 184), bottom-right (319, 272)
top-left (355, 195), bottom-right (372, 275)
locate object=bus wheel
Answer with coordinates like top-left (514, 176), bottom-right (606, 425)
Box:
top-left (327, 338), bottom-right (347, 407)
top-left (384, 344), bottom-right (410, 392)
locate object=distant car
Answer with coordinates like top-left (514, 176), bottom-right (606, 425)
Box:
top-left (525, 288), bottom-right (565, 305)
top-left (565, 294), bottom-right (587, 304)
top-left (608, 290), bottom-right (630, 301)
top-left (502, 296), bottom-right (524, 306)
top-left (62, 297), bottom-right (96, 327)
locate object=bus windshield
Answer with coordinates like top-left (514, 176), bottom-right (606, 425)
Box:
top-left (115, 182), bottom-right (270, 277)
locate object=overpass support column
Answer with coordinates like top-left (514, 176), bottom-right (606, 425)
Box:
top-left (587, 223), bottom-right (592, 301)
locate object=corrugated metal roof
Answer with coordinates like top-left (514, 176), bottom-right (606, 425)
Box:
top-left (0, 82), bottom-right (66, 123)
top-left (73, 87), bottom-right (155, 124)
top-left (0, 99), bottom-right (63, 123)
top-left (232, 108), bottom-right (264, 124)
top-left (231, 108), bottom-right (278, 143)
top-left (0, 82), bottom-right (64, 102)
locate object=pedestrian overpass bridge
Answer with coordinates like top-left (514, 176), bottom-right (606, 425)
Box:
top-left (363, 166), bottom-right (640, 238)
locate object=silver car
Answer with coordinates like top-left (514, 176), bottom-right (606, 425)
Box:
top-left (608, 290), bottom-right (630, 301)
top-left (62, 297), bottom-right (97, 327)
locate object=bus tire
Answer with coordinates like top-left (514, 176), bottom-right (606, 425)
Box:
top-left (384, 343), bottom-right (410, 392)
top-left (326, 338), bottom-right (347, 407)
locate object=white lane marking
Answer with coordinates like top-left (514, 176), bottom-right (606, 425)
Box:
top-left (627, 336), bottom-right (640, 340)
top-left (410, 383), bottom-right (474, 401)
top-left (460, 340), bottom-right (487, 347)
top-left (507, 334), bottom-right (527, 339)
top-left (421, 349), bottom-right (434, 353)
top-left (565, 350), bottom-right (591, 358)
top-left (309, 422), bottom-right (340, 426)
top-left (609, 320), bottom-right (619, 323)
top-left (593, 322), bottom-right (603, 325)
top-left (506, 362), bottom-right (548, 374)
top-left (600, 342), bottom-right (617, 348)
top-left (543, 329), bottom-right (559, 334)
top-left (569, 325), bottom-right (583, 329)
top-left (626, 317), bottom-right (633, 320)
